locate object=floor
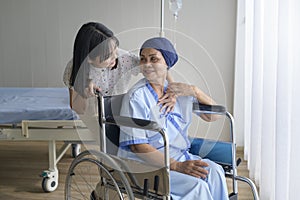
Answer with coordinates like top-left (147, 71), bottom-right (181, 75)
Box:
top-left (0, 141), bottom-right (258, 200)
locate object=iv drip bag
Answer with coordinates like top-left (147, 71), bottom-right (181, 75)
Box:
top-left (169, 0), bottom-right (182, 18)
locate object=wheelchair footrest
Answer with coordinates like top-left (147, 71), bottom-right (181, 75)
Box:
top-left (229, 192), bottom-right (238, 200)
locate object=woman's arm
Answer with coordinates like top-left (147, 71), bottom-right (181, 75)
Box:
top-left (71, 90), bottom-right (88, 114)
top-left (191, 85), bottom-right (216, 106)
top-left (165, 82), bottom-right (218, 121)
top-left (157, 72), bottom-right (177, 113)
top-left (191, 85), bottom-right (220, 121)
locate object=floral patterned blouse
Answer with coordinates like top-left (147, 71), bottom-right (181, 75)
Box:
top-left (63, 49), bottom-right (140, 96)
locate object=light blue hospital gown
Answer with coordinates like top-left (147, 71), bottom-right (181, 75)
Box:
top-left (118, 78), bottom-right (229, 200)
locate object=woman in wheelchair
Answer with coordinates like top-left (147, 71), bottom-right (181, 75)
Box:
top-left (118, 37), bottom-right (229, 200)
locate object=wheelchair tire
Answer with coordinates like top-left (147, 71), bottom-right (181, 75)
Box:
top-left (65, 150), bottom-right (134, 200)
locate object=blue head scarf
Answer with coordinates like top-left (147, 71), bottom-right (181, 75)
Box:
top-left (140, 37), bottom-right (178, 69)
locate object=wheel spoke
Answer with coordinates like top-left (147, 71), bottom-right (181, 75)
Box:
top-left (65, 154), bottom-right (133, 200)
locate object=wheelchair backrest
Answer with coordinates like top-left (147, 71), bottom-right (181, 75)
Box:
top-left (103, 94), bottom-right (124, 155)
top-left (101, 94), bottom-right (171, 197)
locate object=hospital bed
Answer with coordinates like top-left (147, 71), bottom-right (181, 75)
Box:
top-left (65, 92), bottom-right (260, 200)
top-left (0, 87), bottom-right (95, 192)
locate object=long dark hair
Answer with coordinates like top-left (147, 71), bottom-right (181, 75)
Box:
top-left (71, 22), bottom-right (119, 97)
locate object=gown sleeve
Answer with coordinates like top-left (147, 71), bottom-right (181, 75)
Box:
top-left (119, 90), bottom-right (150, 148)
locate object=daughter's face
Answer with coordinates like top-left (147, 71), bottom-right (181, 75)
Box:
top-left (140, 48), bottom-right (168, 83)
top-left (89, 48), bottom-right (118, 69)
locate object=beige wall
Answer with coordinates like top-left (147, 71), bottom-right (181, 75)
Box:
top-left (0, 0), bottom-right (237, 141)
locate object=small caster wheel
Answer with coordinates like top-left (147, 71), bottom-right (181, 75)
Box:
top-left (42, 177), bottom-right (58, 192)
top-left (71, 144), bottom-right (81, 158)
top-left (41, 170), bottom-right (58, 192)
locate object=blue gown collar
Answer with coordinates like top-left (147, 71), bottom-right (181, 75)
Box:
top-left (145, 80), bottom-right (191, 159)
top-left (145, 80), bottom-right (167, 102)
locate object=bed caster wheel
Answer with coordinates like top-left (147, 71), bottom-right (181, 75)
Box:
top-left (71, 144), bottom-right (81, 158)
top-left (41, 170), bottom-right (58, 192)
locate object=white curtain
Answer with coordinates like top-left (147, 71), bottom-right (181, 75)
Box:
top-left (234, 0), bottom-right (300, 199)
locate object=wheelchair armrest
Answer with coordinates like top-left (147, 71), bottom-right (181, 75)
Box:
top-left (193, 102), bottom-right (226, 115)
top-left (106, 115), bottom-right (171, 173)
top-left (105, 116), bottom-right (163, 132)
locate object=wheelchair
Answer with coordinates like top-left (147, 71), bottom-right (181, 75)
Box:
top-left (65, 92), bottom-right (259, 200)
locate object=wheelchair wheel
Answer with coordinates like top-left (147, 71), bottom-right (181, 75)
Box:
top-left (65, 150), bottom-right (134, 200)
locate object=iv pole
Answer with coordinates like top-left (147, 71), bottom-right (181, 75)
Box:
top-left (160, 0), bottom-right (165, 37)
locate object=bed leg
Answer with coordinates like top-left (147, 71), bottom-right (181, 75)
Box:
top-left (40, 140), bottom-right (59, 192)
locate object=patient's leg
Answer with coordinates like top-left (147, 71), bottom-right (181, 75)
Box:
top-left (170, 170), bottom-right (213, 200)
top-left (170, 158), bottom-right (229, 200)
top-left (202, 158), bottom-right (229, 200)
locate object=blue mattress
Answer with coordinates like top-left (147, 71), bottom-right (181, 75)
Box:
top-left (0, 87), bottom-right (79, 124)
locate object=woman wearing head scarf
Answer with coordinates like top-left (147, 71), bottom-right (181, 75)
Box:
top-left (117, 37), bottom-right (229, 200)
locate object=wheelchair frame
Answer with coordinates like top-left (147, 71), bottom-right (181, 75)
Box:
top-left (65, 93), bottom-right (259, 200)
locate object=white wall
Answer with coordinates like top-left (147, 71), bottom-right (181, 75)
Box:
top-left (0, 0), bottom-right (237, 142)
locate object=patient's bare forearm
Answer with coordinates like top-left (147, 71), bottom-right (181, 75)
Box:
top-left (129, 144), bottom-right (210, 178)
top-left (130, 144), bottom-right (177, 168)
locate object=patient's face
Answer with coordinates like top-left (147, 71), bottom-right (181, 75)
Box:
top-left (140, 48), bottom-right (168, 83)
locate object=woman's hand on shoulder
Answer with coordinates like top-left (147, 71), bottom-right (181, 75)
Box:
top-left (158, 92), bottom-right (176, 113)
top-left (158, 82), bottom-right (194, 114)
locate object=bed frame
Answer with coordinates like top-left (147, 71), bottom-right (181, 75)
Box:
top-left (0, 87), bottom-right (96, 192)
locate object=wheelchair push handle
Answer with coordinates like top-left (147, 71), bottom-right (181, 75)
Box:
top-left (94, 89), bottom-right (104, 97)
